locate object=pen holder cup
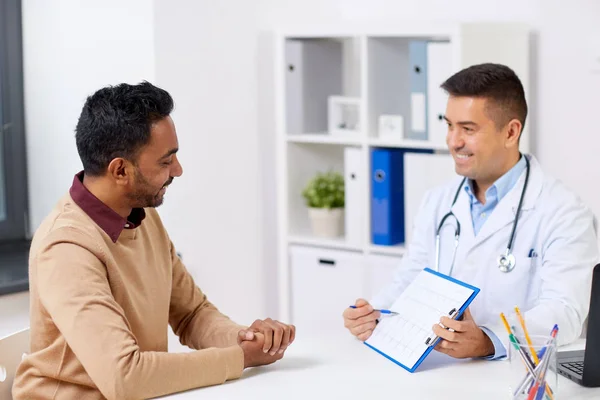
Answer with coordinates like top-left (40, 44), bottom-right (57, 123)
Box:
top-left (508, 334), bottom-right (558, 400)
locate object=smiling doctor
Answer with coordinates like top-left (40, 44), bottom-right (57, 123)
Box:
top-left (343, 63), bottom-right (599, 359)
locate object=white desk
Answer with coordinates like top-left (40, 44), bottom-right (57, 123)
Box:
top-left (160, 331), bottom-right (600, 400)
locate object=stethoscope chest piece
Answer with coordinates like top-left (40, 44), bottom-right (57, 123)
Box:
top-left (497, 252), bottom-right (516, 273)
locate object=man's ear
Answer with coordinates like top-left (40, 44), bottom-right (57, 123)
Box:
top-left (505, 118), bottom-right (522, 148)
top-left (107, 158), bottom-right (133, 186)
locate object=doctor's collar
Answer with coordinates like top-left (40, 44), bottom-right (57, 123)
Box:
top-left (462, 155), bottom-right (527, 204)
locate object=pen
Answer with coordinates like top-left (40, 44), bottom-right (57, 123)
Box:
top-left (507, 322), bottom-right (536, 371)
top-left (425, 308), bottom-right (457, 346)
top-left (511, 322), bottom-right (540, 376)
top-left (509, 334), bottom-right (535, 371)
top-left (510, 326), bottom-right (536, 368)
top-left (348, 305), bottom-right (398, 315)
top-left (500, 317), bottom-right (536, 374)
top-left (528, 249), bottom-right (538, 258)
top-left (535, 382), bottom-right (547, 400)
top-left (500, 314), bottom-right (539, 397)
top-left (515, 306), bottom-right (540, 365)
top-left (528, 343), bottom-right (554, 400)
top-left (537, 324), bottom-right (558, 360)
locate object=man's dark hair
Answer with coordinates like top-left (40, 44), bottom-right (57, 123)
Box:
top-left (75, 81), bottom-right (174, 176)
top-left (441, 63), bottom-right (527, 132)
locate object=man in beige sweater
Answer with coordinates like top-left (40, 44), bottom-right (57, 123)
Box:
top-left (12, 82), bottom-right (295, 400)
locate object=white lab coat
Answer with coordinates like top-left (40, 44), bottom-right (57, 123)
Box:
top-left (371, 154), bottom-right (599, 350)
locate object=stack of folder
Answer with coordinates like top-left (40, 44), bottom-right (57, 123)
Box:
top-left (407, 40), bottom-right (453, 146)
top-left (370, 148), bottom-right (432, 246)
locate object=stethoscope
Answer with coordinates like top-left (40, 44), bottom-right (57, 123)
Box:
top-left (435, 155), bottom-right (530, 276)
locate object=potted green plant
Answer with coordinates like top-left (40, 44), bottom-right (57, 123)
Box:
top-left (301, 170), bottom-right (345, 238)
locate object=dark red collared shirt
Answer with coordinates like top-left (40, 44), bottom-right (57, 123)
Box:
top-left (69, 171), bottom-right (146, 242)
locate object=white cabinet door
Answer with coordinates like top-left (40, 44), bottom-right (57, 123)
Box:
top-left (290, 246), bottom-right (366, 334)
top-left (365, 254), bottom-right (402, 300)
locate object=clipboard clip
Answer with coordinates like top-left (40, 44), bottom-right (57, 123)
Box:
top-left (425, 308), bottom-right (459, 346)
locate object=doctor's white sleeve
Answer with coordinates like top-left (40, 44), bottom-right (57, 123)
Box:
top-left (369, 190), bottom-right (436, 310)
top-left (481, 198), bottom-right (599, 352)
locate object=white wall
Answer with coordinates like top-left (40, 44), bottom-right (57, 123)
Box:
top-left (153, 1), bottom-right (265, 324)
top-left (21, 1), bottom-right (600, 327)
top-left (22, 0), bottom-right (155, 234)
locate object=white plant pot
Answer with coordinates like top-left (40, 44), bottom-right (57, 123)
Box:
top-left (308, 207), bottom-right (343, 238)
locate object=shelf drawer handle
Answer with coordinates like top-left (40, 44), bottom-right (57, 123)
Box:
top-left (318, 258), bottom-right (336, 266)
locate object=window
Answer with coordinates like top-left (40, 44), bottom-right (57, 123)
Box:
top-left (0, 0), bottom-right (28, 241)
top-left (0, 0), bottom-right (30, 294)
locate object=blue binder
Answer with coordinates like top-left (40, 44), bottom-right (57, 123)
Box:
top-left (364, 268), bottom-right (480, 373)
top-left (408, 40), bottom-right (428, 141)
top-left (371, 148), bottom-right (432, 246)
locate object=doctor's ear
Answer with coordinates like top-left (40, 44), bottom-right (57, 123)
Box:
top-left (504, 119), bottom-right (522, 148)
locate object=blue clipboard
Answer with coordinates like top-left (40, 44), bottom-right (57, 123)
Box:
top-left (364, 267), bottom-right (480, 373)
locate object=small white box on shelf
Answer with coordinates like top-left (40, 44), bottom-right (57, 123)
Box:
top-left (328, 96), bottom-right (361, 137)
top-left (378, 114), bottom-right (404, 141)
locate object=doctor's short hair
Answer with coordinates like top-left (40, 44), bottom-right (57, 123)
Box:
top-left (441, 63), bottom-right (528, 131)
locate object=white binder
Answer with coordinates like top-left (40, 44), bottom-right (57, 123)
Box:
top-left (427, 42), bottom-right (453, 147)
top-left (344, 147), bottom-right (362, 246)
top-left (284, 40), bottom-right (343, 134)
top-left (285, 40), bottom-right (304, 134)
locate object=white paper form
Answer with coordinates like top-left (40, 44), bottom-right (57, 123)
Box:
top-left (365, 268), bottom-right (479, 372)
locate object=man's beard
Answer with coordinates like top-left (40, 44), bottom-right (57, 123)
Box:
top-left (127, 169), bottom-right (172, 208)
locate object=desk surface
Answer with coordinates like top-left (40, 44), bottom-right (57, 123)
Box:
top-left (159, 330), bottom-right (600, 400)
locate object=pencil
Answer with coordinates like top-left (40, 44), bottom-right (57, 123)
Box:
top-left (500, 312), bottom-right (512, 334)
top-left (515, 306), bottom-right (540, 365)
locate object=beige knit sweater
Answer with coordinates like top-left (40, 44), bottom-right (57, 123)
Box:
top-left (12, 194), bottom-right (245, 399)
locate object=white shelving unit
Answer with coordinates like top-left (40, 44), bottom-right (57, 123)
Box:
top-left (368, 137), bottom-right (448, 151)
top-left (286, 134), bottom-right (362, 146)
top-left (367, 244), bottom-right (407, 257)
top-left (270, 22), bottom-right (531, 328)
top-left (287, 234), bottom-right (362, 253)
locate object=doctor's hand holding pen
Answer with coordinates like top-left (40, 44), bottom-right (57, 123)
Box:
top-left (343, 299), bottom-right (382, 341)
top-left (432, 307), bottom-right (496, 358)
